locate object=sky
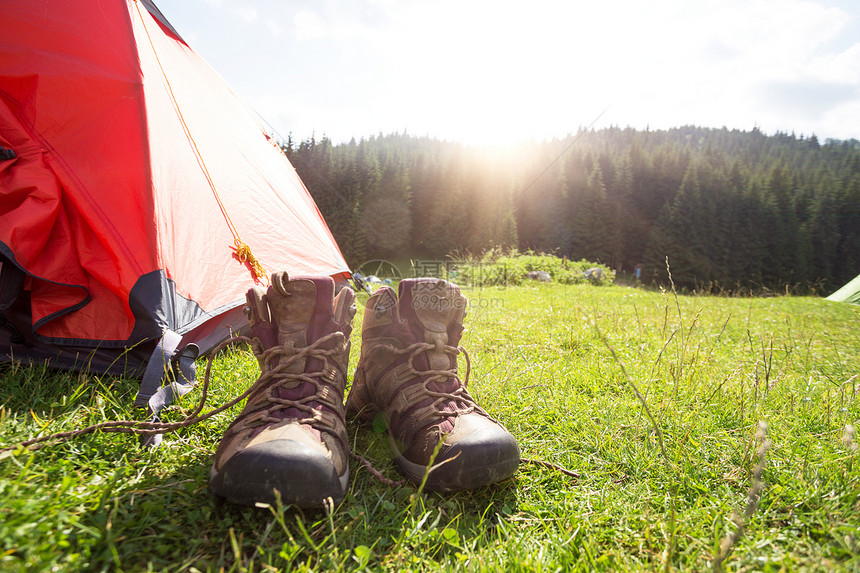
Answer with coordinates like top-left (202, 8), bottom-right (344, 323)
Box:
top-left (155, 0), bottom-right (860, 146)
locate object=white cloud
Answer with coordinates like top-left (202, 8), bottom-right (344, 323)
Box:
top-left (265, 18), bottom-right (284, 37)
top-left (294, 9), bottom-right (326, 42)
top-left (158, 0), bottom-right (860, 143)
top-left (235, 6), bottom-right (258, 22)
top-left (813, 43), bottom-right (860, 85)
top-left (759, 80), bottom-right (857, 119)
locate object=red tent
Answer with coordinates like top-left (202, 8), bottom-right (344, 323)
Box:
top-left (0, 0), bottom-right (350, 375)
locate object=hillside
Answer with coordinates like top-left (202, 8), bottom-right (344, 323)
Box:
top-left (284, 126), bottom-right (860, 293)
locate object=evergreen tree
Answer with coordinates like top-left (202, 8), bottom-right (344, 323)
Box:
top-left (282, 127), bottom-right (860, 292)
top-left (568, 162), bottom-right (612, 264)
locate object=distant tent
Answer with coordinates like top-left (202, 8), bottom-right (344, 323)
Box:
top-left (0, 0), bottom-right (350, 376)
top-left (826, 274), bottom-right (860, 304)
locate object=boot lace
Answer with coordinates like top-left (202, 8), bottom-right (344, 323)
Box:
top-left (3, 334), bottom-right (579, 485)
top-left (366, 340), bottom-right (495, 423)
top-left (242, 331), bottom-right (348, 435)
top-left (0, 333), bottom-right (345, 454)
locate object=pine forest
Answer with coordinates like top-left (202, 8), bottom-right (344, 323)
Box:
top-left (282, 126), bottom-right (860, 294)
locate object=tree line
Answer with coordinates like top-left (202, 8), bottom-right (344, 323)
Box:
top-left (282, 126), bottom-right (860, 293)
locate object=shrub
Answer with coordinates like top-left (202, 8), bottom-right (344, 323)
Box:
top-left (448, 249), bottom-right (615, 287)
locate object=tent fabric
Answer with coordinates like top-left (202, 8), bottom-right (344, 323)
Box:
top-left (0, 0), bottom-right (349, 372)
top-left (826, 274), bottom-right (860, 304)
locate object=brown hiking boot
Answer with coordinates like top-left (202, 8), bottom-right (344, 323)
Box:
top-left (209, 271), bottom-right (355, 507)
top-left (346, 278), bottom-right (519, 491)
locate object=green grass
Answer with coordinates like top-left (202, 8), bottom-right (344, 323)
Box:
top-left (1, 283), bottom-right (859, 572)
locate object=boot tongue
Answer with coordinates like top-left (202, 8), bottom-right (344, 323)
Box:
top-left (399, 278), bottom-right (463, 374)
top-left (264, 273), bottom-right (341, 426)
top-left (268, 274), bottom-right (336, 345)
top-left (400, 278), bottom-right (462, 344)
top-left (398, 279), bottom-right (465, 432)
top-left (266, 273), bottom-right (335, 390)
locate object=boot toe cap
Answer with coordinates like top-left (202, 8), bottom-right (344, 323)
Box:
top-left (210, 439), bottom-right (347, 507)
top-left (396, 417), bottom-right (520, 492)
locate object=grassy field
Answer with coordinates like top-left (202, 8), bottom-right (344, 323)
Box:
top-left (1, 282), bottom-right (859, 572)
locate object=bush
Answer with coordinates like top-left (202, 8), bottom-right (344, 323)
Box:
top-left (449, 249), bottom-right (615, 287)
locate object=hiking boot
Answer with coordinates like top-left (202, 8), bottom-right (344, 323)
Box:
top-left (209, 271), bottom-right (355, 507)
top-left (346, 278), bottom-right (519, 491)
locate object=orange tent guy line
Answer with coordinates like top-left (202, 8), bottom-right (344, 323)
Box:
top-left (133, 0), bottom-right (267, 284)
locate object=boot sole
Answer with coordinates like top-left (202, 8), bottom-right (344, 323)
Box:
top-left (389, 428), bottom-right (520, 492)
top-left (209, 439), bottom-right (348, 508)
